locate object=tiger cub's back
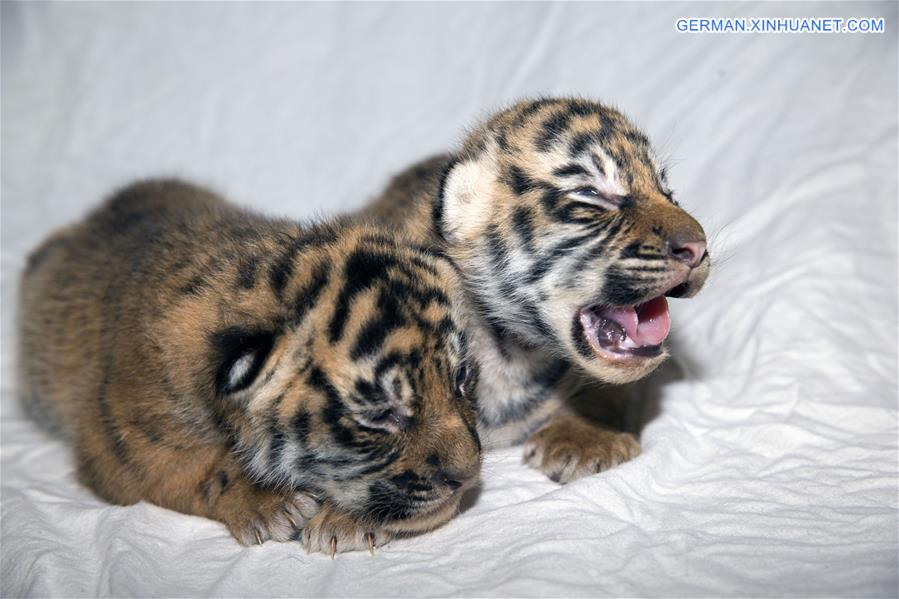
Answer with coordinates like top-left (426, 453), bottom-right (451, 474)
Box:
top-left (17, 183), bottom-right (239, 438)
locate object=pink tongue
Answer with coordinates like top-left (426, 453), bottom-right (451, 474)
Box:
top-left (599, 297), bottom-right (671, 347)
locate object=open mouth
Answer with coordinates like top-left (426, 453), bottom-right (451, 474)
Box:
top-left (578, 296), bottom-right (671, 361)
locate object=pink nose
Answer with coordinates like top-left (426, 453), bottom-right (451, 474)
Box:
top-left (669, 239), bottom-right (706, 268)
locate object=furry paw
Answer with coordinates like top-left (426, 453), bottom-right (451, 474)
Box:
top-left (523, 414), bottom-right (641, 483)
top-left (302, 505), bottom-right (393, 557)
top-left (221, 489), bottom-right (320, 545)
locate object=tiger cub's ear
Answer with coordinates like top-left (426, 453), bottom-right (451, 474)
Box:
top-left (210, 327), bottom-right (277, 395)
top-left (439, 157), bottom-right (497, 244)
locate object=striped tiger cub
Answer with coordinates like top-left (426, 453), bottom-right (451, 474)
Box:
top-left (364, 97), bottom-right (710, 482)
top-left (17, 179), bottom-right (481, 555)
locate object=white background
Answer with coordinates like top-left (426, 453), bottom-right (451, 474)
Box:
top-left (2, 2), bottom-right (896, 597)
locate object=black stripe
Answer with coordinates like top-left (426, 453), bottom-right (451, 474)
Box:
top-left (329, 250), bottom-right (398, 343)
top-left (467, 291), bottom-right (511, 357)
top-left (511, 206), bottom-right (537, 255)
top-left (350, 291), bottom-right (407, 360)
top-left (407, 254), bottom-right (441, 278)
top-left (567, 99), bottom-right (602, 117)
top-left (624, 129), bottom-right (650, 147)
top-left (571, 313), bottom-right (593, 358)
top-left (354, 451), bottom-right (400, 476)
top-left (540, 186), bottom-right (567, 217)
top-left (309, 367), bottom-right (356, 447)
top-left (552, 163), bottom-right (590, 178)
top-left (506, 166), bottom-right (547, 196)
top-left (269, 227), bottom-right (338, 299)
top-left (509, 98), bottom-right (557, 129)
top-left (602, 266), bottom-right (652, 305)
top-left (590, 154), bottom-right (606, 178)
top-left (292, 410), bottom-right (310, 445)
top-left (293, 262), bottom-right (330, 324)
top-left (570, 131), bottom-right (597, 155)
top-left (373, 351), bottom-right (407, 379)
top-left (521, 301), bottom-right (554, 341)
top-left (268, 420), bottom-right (287, 471)
top-left (269, 246), bottom-right (296, 297)
top-left (353, 379), bottom-right (388, 406)
top-left (628, 265), bottom-right (669, 273)
top-left (496, 130), bottom-right (510, 151)
top-left (525, 231), bottom-right (599, 284)
top-left (433, 158), bottom-right (460, 241)
top-left (566, 219), bottom-right (626, 274)
top-left (484, 225), bottom-right (510, 271)
top-left (383, 279), bottom-right (450, 308)
top-left (620, 240), bottom-right (664, 261)
top-left (536, 111), bottom-right (573, 151)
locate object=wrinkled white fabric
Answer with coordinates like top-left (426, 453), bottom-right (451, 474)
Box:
top-left (2, 2), bottom-right (896, 597)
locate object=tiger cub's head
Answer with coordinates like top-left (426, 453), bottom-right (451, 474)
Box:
top-left (165, 227), bottom-right (480, 535)
top-left (437, 97), bottom-right (710, 384)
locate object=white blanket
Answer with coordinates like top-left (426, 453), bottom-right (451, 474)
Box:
top-left (2, 2), bottom-right (896, 596)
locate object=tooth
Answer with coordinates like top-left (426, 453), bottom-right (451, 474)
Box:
top-left (598, 318), bottom-right (626, 345)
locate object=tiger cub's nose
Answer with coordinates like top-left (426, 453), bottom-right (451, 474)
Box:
top-left (668, 236), bottom-right (707, 269)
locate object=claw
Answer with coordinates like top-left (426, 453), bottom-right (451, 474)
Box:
top-left (284, 511), bottom-right (298, 529)
top-left (254, 529), bottom-right (263, 545)
top-left (329, 536), bottom-right (337, 560)
top-left (306, 491), bottom-right (325, 503)
top-left (366, 532), bottom-right (375, 556)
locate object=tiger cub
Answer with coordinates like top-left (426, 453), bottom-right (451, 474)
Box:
top-left (363, 97), bottom-right (710, 482)
top-left (18, 179), bottom-right (481, 555)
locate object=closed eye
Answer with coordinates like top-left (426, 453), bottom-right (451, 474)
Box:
top-left (572, 186), bottom-right (599, 198)
top-left (568, 186), bottom-right (624, 209)
top-left (354, 406), bottom-right (410, 433)
top-left (369, 408), bottom-right (403, 428)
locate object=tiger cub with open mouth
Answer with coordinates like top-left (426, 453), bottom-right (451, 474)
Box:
top-left (18, 179), bottom-right (481, 555)
top-left (363, 97), bottom-right (710, 482)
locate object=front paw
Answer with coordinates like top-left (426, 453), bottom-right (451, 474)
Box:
top-left (221, 489), bottom-right (320, 545)
top-left (302, 505), bottom-right (393, 557)
top-left (523, 415), bottom-right (641, 483)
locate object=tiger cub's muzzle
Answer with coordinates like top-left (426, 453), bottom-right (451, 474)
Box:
top-left (578, 216), bottom-right (710, 364)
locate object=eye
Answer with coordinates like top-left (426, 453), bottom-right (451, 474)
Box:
top-left (454, 364), bottom-right (473, 397)
top-left (350, 375), bottom-right (412, 433)
top-left (353, 402), bottom-right (410, 433)
top-left (569, 187), bottom-right (627, 209)
top-left (572, 186), bottom-right (600, 198)
top-left (367, 407), bottom-right (403, 429)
